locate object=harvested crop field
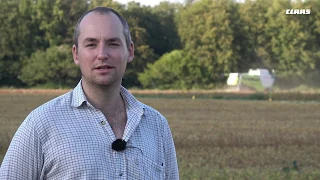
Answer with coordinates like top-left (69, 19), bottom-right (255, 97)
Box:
top-left (1, 93), bottom-right (320, 179)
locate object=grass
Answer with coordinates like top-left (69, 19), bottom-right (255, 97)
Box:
top-left (1, 93), bottom-right (320, 179)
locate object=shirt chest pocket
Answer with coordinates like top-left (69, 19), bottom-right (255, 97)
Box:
top-left (142, 156), bottom-right (165, 179)
top-left (125, 147), bottom-right (165, 180)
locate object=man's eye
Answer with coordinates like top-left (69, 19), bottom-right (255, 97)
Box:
top-left (86, 44), bottom-right (96, 47)
top-left (110, 43), bottom-right (120, 47)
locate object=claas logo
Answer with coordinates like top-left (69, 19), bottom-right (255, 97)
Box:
top-left (286, 9), bottom-right (311, 15)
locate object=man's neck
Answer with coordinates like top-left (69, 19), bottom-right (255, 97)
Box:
top-left (81, 80), bottom-right (122, 112)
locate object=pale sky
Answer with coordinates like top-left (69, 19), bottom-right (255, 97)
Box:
top-left (114, 0), bottom-right (185, 7)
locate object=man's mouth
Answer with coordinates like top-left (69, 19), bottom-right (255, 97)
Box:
top-left (95, 65), bottom-right (114, 70)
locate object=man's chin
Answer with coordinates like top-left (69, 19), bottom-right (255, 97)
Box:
top-left (94, 80), bottom-right (120, 87)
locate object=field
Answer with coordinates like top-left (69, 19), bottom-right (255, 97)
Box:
top-left (1, 92), bottom-right (320, 179)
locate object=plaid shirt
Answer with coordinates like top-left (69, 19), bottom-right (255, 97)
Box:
top-left (0, 81), bottom-right (179, 180)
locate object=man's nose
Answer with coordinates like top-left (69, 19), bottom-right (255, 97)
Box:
top-left (97, 44), bottom-right (108, 60)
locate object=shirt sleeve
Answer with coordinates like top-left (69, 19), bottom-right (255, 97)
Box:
top-left (0, 113), bottom-right (43, 180)
top-left (163, 118), bottom-right (179, 180)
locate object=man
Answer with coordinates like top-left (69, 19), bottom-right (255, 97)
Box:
top-left (0, 7), bottom-right (179, 180)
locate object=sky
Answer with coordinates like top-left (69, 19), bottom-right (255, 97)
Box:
top-left (114, 0), bottom-right (185, 7)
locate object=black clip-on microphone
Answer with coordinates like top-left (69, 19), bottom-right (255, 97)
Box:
top-left (112, 139), bottom-right (127, 152)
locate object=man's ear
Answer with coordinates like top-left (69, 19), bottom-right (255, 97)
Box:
top-left (72, 45), bottom-right (79, 65)
top-left (127, 41), bottom-right (134, 63)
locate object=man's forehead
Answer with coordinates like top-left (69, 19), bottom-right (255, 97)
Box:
top-left (79, 11), bottom-right (123, 34)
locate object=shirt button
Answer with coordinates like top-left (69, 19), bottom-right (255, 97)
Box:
top-left (100, 120), bottom-right (106, 125)
top-left (135, 158), bottom-right (139, 165)
top-left (119, 172), bottom-right (123, 176)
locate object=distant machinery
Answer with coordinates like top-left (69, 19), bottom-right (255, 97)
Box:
top-left (227, 69), bottom-right (275, 92)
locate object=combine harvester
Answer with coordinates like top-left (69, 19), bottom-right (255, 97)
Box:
top-left (226, 68), bottom-right (275, 93)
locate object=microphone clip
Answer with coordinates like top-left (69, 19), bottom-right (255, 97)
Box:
top-left (112, 139), bottom-right (127, 152)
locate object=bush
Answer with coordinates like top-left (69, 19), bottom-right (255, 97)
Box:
top-left (19, 45), bottom-right (80, 88)
top-left (138, 50), bottom-right (207, 90)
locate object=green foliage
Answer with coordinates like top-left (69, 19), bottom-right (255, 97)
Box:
top-left (0, 0), bottom-right (42, 86)
top-left (239, 0), bottom-right (320, 77)
top-left (1, 0), bottom-right (320, 89)
top-left (19, 45), bottom-right (80, 88)
top-left (263, 0), bottom-right (319, 76)
top-left (124, 44), bottom-right (159, 88)
top-left (138, 50), bottom-right (207, 89)
top-left (36, 0), bottom-right (89, 46)
top-left (151, 2), bottom-right (182, 54)
top-left (176, 0), bottom-right (257, 87)
top-left (139, 50), bottom-right (184, 89)
top-left (121, 2), bottom-right (165, 87)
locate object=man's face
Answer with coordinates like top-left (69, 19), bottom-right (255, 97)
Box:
top-left (72, 12), bottom-right (134, 87)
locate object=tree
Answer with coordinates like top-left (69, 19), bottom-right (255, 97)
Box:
top-left (176, 0), bottom-right (253, 87)
top-left (0, 0), bottom-right (89, 87)
top-left (120, 2), bottom-right (160, 88)
top-left (0, 0), bottom-right (42, 86)
top-left (262, 0), bottom-right (319, 76)
top-left (151, 2), bottom-right (182, 55)
top-left (33, 0), bottom-right (89, 46)
top-left (139, 50), bottom-right (204, 89)
top-left (19, 45), bottom-right (80, 88)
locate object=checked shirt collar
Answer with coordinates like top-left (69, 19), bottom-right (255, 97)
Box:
top-left (70, 80), bottom-right (145, 141)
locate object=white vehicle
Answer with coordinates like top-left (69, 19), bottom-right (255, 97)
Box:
top-left (227, 69), bottom-right (275, 91)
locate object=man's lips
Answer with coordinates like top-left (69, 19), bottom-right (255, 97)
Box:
top-left (95, 65), bottom-right (114, 70)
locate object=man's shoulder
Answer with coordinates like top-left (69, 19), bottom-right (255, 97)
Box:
top-left (121, 86), bottom-right (166, 121)
top-left (15, 90), bottom-right (74, 139)
top-left (138, 101), bottom-right (167, 122)
top-left (140, 102), bottom-right (161, 114)
top-left (137, 101), bottom-right (173, 137)
top-left (29, 90), bottom-right (73, 120)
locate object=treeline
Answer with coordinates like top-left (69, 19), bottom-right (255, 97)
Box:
top-left (1, 0), bottom-right (319, 89)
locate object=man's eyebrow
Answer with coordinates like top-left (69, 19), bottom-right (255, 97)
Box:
top-left (83, 38), bottom-right (98, 43)
top-left (107, 37), bottom-right (122, 42)
top-left (82, 37), bottom-right (122, 44)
